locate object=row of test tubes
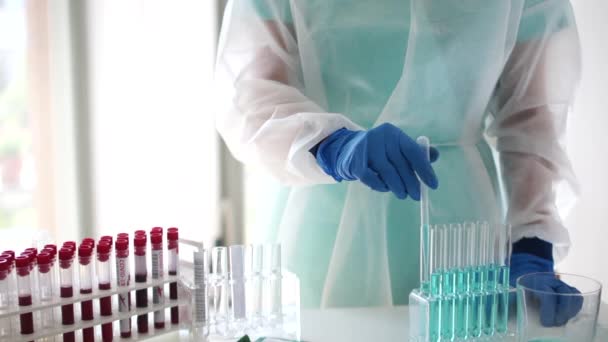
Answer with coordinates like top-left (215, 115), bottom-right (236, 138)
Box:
top-left (421, 221), bottom-right (512, 342)
top-left (191, 244), bottom-right (284, 339)
top-left (0, 227), bottom-right (180, 341)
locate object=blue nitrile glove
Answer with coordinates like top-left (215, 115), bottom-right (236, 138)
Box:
top-left (313, 123), bottom-right (439, 200)
top-left (510, 238), bottom-right (583, 327)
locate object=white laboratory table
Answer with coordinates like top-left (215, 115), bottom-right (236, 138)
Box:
top-left (148, 303), bottom-right (608, 341)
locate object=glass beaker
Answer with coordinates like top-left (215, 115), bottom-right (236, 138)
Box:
top-left (517, 272), bottom-right (602, 342)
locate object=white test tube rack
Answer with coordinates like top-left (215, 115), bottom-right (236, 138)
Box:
top-left (0, 273), bottom-right (188, 342)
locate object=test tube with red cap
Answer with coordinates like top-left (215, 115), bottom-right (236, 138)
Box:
top-left (79, 245), bottom-right (95, 342)
top-left (151, 232), bottom-right (165, 329)
top-left (15, 255), bottom-right (35, 337)
top-left (115, 238), bottom-right (131, 337)
top-left (37, 252), bottom-right (55, 329)
top-left (1, 251), bottom-right (15, 306)
top-left (21, 250), bottom-right (38, 303)
top-left (0, 258), bottom-right (10, 337)
top-left (97, 241), bottom-right (113, 341)
top-left (42, 245), bottom-right (57, 297)
top-left (59, 247), bottom-right (75, 342)
top-left (134, 234), bottom-right (148, 333)
top-left (167, 228), bottom-right (179, 324)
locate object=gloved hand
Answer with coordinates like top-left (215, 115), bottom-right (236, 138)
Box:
top-left (510, 252), bottom-right (583, 327)
top-left (313, 123), bottom-right (439, 200)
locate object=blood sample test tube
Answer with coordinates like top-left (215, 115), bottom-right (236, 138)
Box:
top-left (59, 248), bottom-right (75, 342)
top-left (134, 234), bottom-right (148, 333)
top-left (42, 246), bottom-right (58, 297)
top-left (21, 251), bottom-right (38, 303)
top-left (37, 252), bottom-right (55, 329)
top-left (16, 255), bottom-right (34, 337)
top-left (78, 245), bottom-right (95, 342)
top-left (151, 232), bottom-right (165, 329)
top-left (167, 228), bottom-right (179, 324)
top-left (0, 258), bottom-right (10, 337)
top-left (97, 241), bottom-right (113, 341)
top-left (0, 252), bottom-right (15, 306)
top-left (115, 238), bottom-right (131, 338)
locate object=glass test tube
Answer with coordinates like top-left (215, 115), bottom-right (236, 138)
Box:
top-left (97, 241), bottom-right (113, 341)
top-left (427, 225), bottom-right (441, 342)
top-left (151, 232), bottom-right (165, 329)
top-left (455, 223), bottom-right (469, 340)
top-left (78, 245), bottom-right (95, 342)
top-left (264, 244), bottom-right (283, 326)
top-left (417, 136), bottom-right (431, 295)
top-left (212, 246), bottom-right (229, 332)
top-left (441, 224), bottom-right (456, 341)
top-left (230, 245), bottom-right (247, 333)
top-left (24, 248), bottom-right (38, 303)
top-left (0, 258), bottom-right (10, 337)
top-left (0, 252), bottom-right (15, 308)
top-left (115, 238), bottom-right (132, 338)
top-left (134, 234), bottom-right (149, 333)
top-left (15, 256), bottom-right (34, 337)
top-left (37, 252), bottom-right (55, 331)
top-left (42, 245), bottom-right (58, 298)
top-left (245, 244), bottom-right (264, 328)
top-left (496, 222), bottom-right (512, 335)
top-left (167, 228), bottom-right (179, 325)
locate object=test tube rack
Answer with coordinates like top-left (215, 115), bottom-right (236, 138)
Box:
top-left (178, 242), bottom-right (301, 342)
top-left (409, 221), bottom-right (513, 342)
top-left (0, 274), bottom-right (188, 342)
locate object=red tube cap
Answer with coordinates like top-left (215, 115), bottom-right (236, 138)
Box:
top-left (150, 232), bottom-right (162, 244)
top-left (79, 245), bottom-right (93, 257)
top-left (0, 253), bottom-right (13, 264)
top-left (2, 250), bottom-right (15, 258)
top-left (115, 238), bottom-right (129, 251)
top-left (0, 258), bottom-right (8, 271)
top-left (134, 235), bottom-right (147, 247)
top-left (37, 252), bottom-right (51, 265)
top-left (43, 245), bottom-right (57, 254)
top-left (58, 248), bottom-right (73, 261)
top-left (167, 230), bottom-right (179, 241)
top-left (151, 226), bottom-right (163, 233)
top-left (41, 247), bottom-right (55, 256)
top-left (20, 251), bottom-right (35, 264)
top-left (15, 255), bottom-right (30, 268)
top-left (97, 241), bottom-right (111, 254)
top-left (25, 248), bottom-right (38, 256)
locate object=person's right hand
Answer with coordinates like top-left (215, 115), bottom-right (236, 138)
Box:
top-left (314, 123), bottom-right (439, 200)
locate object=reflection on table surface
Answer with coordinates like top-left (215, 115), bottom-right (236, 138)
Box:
top-left (143, 303), bottom-right (608, 342)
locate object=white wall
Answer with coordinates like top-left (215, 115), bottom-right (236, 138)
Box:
top-left (558, 0), bottom-right (608, 300)
top-left (87, 0), bottom-right (220, 245)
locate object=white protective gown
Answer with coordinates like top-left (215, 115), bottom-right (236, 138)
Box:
top-left (215, 0), bottom-right (581, 308)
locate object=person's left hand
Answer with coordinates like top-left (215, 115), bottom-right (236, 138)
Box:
top-left (510, 253), bottom-right (583, 327)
